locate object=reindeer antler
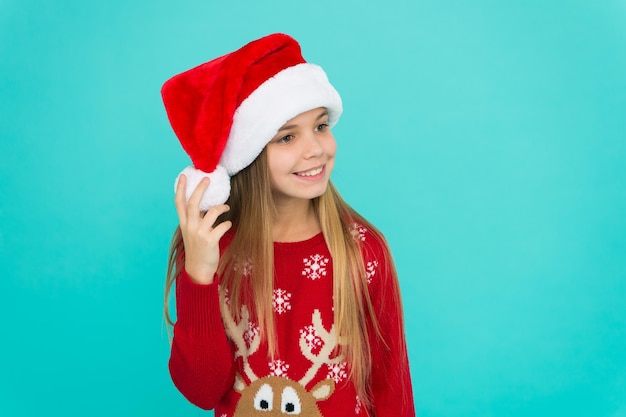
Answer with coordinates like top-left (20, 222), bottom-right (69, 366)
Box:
top-left (219, 289), bottom-right (261, 384)
top-left (299, 310), bottom-right (343, 386)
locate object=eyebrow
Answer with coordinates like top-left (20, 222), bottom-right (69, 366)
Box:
top-left (277, 110), bottom-right (328, 132)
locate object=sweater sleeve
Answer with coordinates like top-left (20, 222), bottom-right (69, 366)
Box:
top-left (365, 236), bottom-right (416, 417)
top-left (168, 268), bottom-right (235, 410)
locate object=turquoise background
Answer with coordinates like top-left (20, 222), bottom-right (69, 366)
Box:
top-left (2, 0), bottom-right (625, 415)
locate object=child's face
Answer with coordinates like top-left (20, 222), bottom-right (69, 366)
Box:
top-left (266, 107), bottom-right (336, 205)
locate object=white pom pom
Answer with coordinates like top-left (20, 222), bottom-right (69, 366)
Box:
top-left (174, 165), bottom-right (231, 211)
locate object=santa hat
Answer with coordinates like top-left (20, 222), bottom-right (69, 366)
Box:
top-left (162, 33), bottom-right (343, 211)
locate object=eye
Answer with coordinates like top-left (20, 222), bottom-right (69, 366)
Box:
top-left (281, 386), bottom-right (302, 414)
top-left (315, 123), bottom-right (329, 132)
top-left (254, 383), bottom-right (273, 411)
top-left (276, 134), bottom-right (295, 144)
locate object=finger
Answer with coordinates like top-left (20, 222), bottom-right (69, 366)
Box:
top-left (187, 177), bottom-right (211, 222)
top-left (174, 174), bottom-right (188, 225)
top-left (200, 204), bottom-right (231, 232)
top-left (211, 219), bottom-right (233, 240)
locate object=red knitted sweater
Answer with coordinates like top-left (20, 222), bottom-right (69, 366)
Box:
top-left (169, 224), bottom-right (415, 417)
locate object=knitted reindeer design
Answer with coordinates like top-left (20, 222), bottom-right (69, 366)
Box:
top-left (220, 290), bottom-right (341, 416)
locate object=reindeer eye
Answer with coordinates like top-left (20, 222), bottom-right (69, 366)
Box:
top-left (281, 386), bottom-right (302, 414)
top-left (254, 384), bottom-right (273, 411)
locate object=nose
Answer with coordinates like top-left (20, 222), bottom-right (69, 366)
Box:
top-left (302, 131), bottom-right (324, 159)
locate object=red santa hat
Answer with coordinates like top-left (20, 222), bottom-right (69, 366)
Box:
top-left (162, 33), bottom-right (343, 211)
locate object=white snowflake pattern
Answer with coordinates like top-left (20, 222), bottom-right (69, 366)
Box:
top-left (244, 321), bottom-right (260, 349)
top-left (355, 396), bottom-right (362, 414)
top-left (273, 288), bottom-right (292, 314)
top-left (299, 324), bottom-right (323, 351)
top-left (327, 361), bottom-right (348, 383)
top-left (268, 359), bottom-right (290, 377)
top-left (366, 260), bottom-right (379, 284)
top-left (302, 254), bottom-right (329, 280)
top-left (219, 286), bottom-right (230, 306)
top-left (234, 257), bottom-right (253, 277)
top-left (350, 223), bottom-right (368, 241)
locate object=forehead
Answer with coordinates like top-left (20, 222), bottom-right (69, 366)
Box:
top-left (280, 107), bottom-right (328, 128)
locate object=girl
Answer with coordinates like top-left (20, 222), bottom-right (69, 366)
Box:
top-left (162, 33), bottom-right (415, 417)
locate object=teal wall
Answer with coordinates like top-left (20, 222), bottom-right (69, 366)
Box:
top-left (2, 1), bottom-right (625, 416)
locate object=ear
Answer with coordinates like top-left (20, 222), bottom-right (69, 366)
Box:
top-left (309, 379), bottom-right (335, 401)
top-left (234, 374), bottom-right (246, 392)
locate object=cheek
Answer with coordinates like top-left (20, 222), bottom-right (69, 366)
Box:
top-left (266, 148), bottom-right (287, 181)
top-left (324, 136), bottom-right (337, 158)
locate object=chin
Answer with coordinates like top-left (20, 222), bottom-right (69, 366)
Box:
top-left (276, 184), bottom-right (329, 202)
top-left (306, 182), bottom-right (330, 199)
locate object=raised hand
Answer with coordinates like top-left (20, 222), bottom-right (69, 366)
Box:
top-left (175, 174), bottom-right (232, 285)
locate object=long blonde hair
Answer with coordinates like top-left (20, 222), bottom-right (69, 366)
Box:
top-left (165, 149), bottom-right (406, 410)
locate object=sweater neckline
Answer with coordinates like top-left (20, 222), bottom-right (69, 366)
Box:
top-left (273, 232), bottom-right (325, 252)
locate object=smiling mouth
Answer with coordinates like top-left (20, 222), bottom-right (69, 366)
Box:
top-left (295, 166), bottom-right (324, 177)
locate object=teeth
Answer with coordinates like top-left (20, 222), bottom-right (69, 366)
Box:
top-left (297, 167), bottom-right (323, 177)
